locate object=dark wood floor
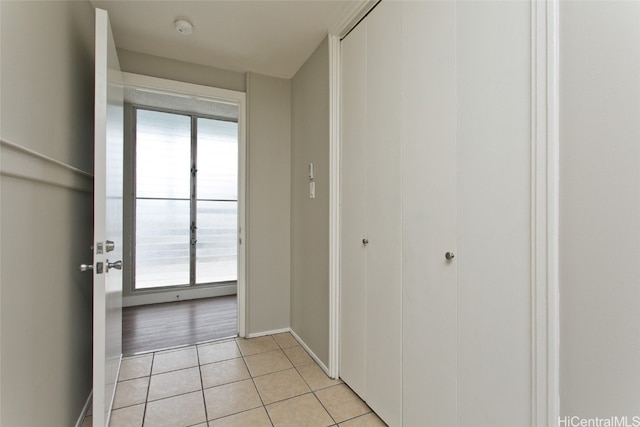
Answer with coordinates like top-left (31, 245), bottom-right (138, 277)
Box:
top-left (122, 295), bottom-right (237, 355)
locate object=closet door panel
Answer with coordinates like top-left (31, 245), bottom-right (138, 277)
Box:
top-left (401, 2), bottom-right (458, 426)
top-left (456, 2), bottom-right (532, 426)
top-left (339, 19), bottom-right (368, 399)
top-left (364, 2), bottom-right (403, 425)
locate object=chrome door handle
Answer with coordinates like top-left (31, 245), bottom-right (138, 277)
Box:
top-left (106, 260), bottom-right (122, 272)
top-left (80, 264), bottom-right (93, 272)
top-left (445, 252), bottom-right (455, 260)
top-left (362, 238), bottom-right (369, 245)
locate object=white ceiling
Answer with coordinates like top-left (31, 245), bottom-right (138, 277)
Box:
top-left (91, 0), bottom-right (365, 79)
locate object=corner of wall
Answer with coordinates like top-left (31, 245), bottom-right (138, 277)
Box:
top-left (245, 71), bottom-right (292, 335)
top-left (289, 36), bottom-right (331, 365)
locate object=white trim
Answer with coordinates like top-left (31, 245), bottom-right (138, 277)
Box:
top-left (237, 88), bottom-right (247, 339)
top-left (546, 0), bottom-right (560, 424)
top-left (328, 35), bottom-right (341, 380)
top-left (0, 139), bottom-right (93, 192)
top-left (246, 328), bottom-right (291, 339)
top-left (290, 329), bottom-right (330, 375)
top-left (329, 0), bottom-right (379, 38)
top-left (120, 72), bottom-right (248, 338)
top-left (244, 327), bottom-right (330, 375)
top-left (122, 72), bottom-right (241, 105)
top-left (74, 391), bottom-right (93, 427)
top-left (122, 284), bottom-right (237, 307)
top-left (531, 1), bottom-right (560, 426)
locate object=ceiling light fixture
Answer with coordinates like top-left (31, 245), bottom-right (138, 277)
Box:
top-left (175, 19), bottom-right (194, 36)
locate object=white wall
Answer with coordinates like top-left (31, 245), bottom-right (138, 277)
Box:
top-left (560, 1), bottom-right (640, 418)
top-left (246, 72), bottom-right (292, 335)
top-left (0, 1), bottom-right (95, 425)
top-left (290, 38), bottom-right (330, 365)
top-left (117, 49), bottom-right (246, 93)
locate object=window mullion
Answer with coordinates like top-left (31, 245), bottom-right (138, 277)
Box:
top-left (190, 116), bottom-right (198, 287)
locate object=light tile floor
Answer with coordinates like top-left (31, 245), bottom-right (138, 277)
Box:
top-left (83, 333), bottom-right (386, 427)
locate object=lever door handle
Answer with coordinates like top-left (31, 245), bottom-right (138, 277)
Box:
top-left (106, 260), bottom-right (122, 272)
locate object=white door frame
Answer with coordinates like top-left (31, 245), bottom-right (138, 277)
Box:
top-left (120, 72), bottom-right (248, 337)
top-left (327, 1), bottom-right (560, 424)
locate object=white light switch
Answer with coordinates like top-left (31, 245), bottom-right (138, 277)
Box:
top-left (310, 181), bottom-right (316, 199)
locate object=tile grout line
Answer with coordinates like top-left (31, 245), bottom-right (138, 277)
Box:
top-left (195, 343), bottom-right (211, 425)
top-left (141, 352), bottom-right (154, 427)
top-left (280, 336), bottom-right (344, 425)
top-left (237, 337), bottom-right (276, 426)
top-left (271, 334), bottom-right (338, 425)
top-left (311, 390), bottom-right (339, 426)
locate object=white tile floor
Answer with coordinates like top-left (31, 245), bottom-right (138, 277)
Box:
top-left (82, 333), bottom-right (386, 427)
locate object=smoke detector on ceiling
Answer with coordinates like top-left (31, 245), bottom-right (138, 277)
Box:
top-left (175, 19), bottom-right (194, 36)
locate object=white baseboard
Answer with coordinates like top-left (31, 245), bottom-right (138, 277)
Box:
top-left (246, 327), bottom-right (290, 339)
top-left (75, 390), bottom-right (92, 427)
top-left (244, 327), bottom-right (331, 377)
top-left (289, 329), bottom-right (332, 378)
top-left (123, 284), bottom-right (236, 307)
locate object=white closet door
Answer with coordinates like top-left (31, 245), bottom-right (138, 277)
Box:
top-left (340, 18), bottom-right (368, 399)
top-left (456, 2), bottom-right (532, 426)
top-left (401, 2), bottom-right (458, 426)
top-left (364, 2), bottom-right (403, 425)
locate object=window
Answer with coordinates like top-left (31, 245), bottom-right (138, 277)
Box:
top-left (134, 108), bottom-right (238, 289)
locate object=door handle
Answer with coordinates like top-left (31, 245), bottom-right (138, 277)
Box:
top-left (445, 252), bottom-right (455, 260)
top-left (106, 260), bottom-right (122, 272)
top-left (80, 262), bottom-right (104, 273)
top-left (362, 238), bottom-right (369, 245)
top-left (105, 240), bottom-right (115, 252)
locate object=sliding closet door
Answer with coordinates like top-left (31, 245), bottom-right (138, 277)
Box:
top-left (456, 2), bottom-right (532, 426)
top-left (340, 3), bottom-right (402, 424)
top-left (339, 18), bottom-right (368, 399)
top-left (401, 2), bottom-right (458, 426)
top-left (365, 2), bottom-right (403, 425)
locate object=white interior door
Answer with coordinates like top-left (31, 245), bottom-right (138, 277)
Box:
top-left (339, 3), bottom-right (403, 425)
top-left (364, 2), bottom-right (403, 425)
top-left (339, 17), bottom-right (368, 399)
top-left (456, 3), bottom-right (532, 425)
top-left (401, 2), bottom-right (458, 425)
top-left (93, 8), bottom-right (124, 427)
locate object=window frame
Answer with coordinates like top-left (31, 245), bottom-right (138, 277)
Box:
top-left (127, 103), bottom-right (240, 293)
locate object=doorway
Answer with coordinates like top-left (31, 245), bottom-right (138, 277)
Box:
top-left (121, 73), bottom-right (247, 354)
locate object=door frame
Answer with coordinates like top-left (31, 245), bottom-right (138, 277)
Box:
top-left (121, 72), bottom-right (248, 337)
top-left (327, 0), bottom-right (560, 425)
